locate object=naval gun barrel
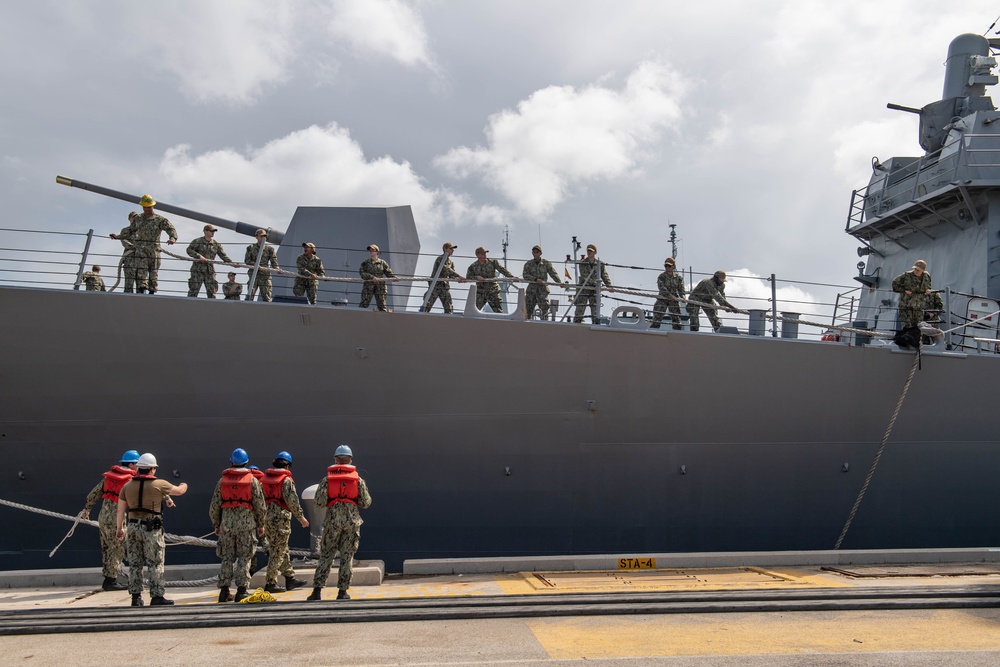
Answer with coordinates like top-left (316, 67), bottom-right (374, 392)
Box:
top-left (886, 103), bottom-right (922, 114)
top-left (56, 175), bottom-right (285, 244)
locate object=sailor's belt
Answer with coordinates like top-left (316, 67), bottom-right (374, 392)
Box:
top-left (127, 517), bottom-right (163, 531)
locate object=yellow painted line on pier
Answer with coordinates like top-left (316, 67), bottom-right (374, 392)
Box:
top-left (527, 609), bottom-right (1000, 658)
top-left (495, 566), bottom-right (847, 595)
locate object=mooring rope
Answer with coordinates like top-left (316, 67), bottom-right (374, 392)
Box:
top-left (833, 341), bottom-right (923, 549)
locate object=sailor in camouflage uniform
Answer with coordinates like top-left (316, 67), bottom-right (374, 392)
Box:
top-left (209, 448), bottom-right (266, 603)
top-left (687, 270), bottom-right (735, 332)
top-left (260, 451), bottom-right (310, 593)
top-left (522, 245), bottom-right (562, 319)
top-left (307, 444), bottom-right (372, 601)
top-left (222, 272), bottom-right (243, 300)
top-left (117, 213), bottom-right (138, 293)
top-left (109, 195), bottom-right (177, 294)
top-left (116, 452), bottom-right (188, 607)
top-left (466, 246), bottom-right (514, 312)
top-left (245, 229), bottom-right (279, 302)
top-left (186, 225), bottom-right (233, 298)
top-left (82, 450), bottom-right (139, 590)
top-left (422, 242), bottom-right (462, 314)
top-left (359, 244), bottom-right (397, 311)
top-left (294, 242), bottom-right (324, 305)
top-left (573, 244), bottom-right (613, 324)
top-left (651, 257), bottom-right (685, 329)
top-left (892, 259), bottom-right (933, 329)
top-left (81, 265), bottom-right (106, 292)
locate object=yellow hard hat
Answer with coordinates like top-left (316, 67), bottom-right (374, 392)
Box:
top-left (139, 194), bottom-right (156, 207)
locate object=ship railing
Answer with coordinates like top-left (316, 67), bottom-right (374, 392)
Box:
top-left (1, 226), bottom-right (879, 342)
top-left (846, 133), bottom-right (1000, 231)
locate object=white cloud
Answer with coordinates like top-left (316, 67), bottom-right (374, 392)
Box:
top-left (149, 123), bottom-right (496, 235)
top-left (434, 60), bottom-right (687, 218)
top-left (127, 1), bottom-right (299, 105)
top-left (325, 0), bottom-right (437, 70)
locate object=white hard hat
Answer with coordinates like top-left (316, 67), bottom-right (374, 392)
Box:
top-left (137, 453), bottom-right (158, 468)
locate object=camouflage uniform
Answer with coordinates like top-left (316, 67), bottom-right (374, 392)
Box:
top-left (573, 259), bottom-right (612, 324)
top-left (892, 269), bottom-right (933, 329)
top-left (116, 213), bottom-right (178, 293)
top-left (120, 476), bottom-right (173, 598)
top-left (651, 271), bottom-right (686, 329)
top-left (294, 253), bottom-right (325, 304)
top-left (186, 237), bottom-right (233, 298)
top-left (687, 276), bottom-right (732, 332)
top-left (423, 256), bottom-right (460, 313)
top-left (84, 479), bottom-right (124, 579)
top-left (245, 242), bottom-right (279, 302)
top-left (466, 259), bottom-right (514, 312)
top-left (209, 470), bottom-right (266, 589)
top-left (118, 227), bottom-right (137, 293)
top-left (312, 474), bottom-right (372, 591)
top-left (81, 271), bottom-right (106, 292)
top-left (264, 477), bottom-right (306, 585)
top-left (359, 258), bottom-right (396, 311)
top-left (222, 281), bottom-right (243, 300)
top-left (522, 258), bottom-right (561, 319)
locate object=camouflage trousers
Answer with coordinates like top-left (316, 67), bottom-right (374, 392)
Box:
top-left (525, 285), bottom-right (553, 319)
top-left (248, 273), bottom-right (273, 302)
top-left (264, 506), bottom-right (295, 584)
top-left (651, 297), bottom-right (682, 329)
top-left (188, 265), bottom-right (219, 298)
top-left (124, 523), bottom-right (165, 597)
top-left (98, 502), bottom-right (125, 578)
top-left (293, 278), bottom-right (318, 304)
top-left (216, 509), bottom-right (258, 588)
top-left (475, 286), bottom-right (503, 313)
top-left (129, 250), bottom-right (162, 293)
top-left (360, 283), bottom-right (388, 311)
top-left (686, 303), bottom-right (722, 332)
top-left (573, 289), bottom-right (599, 323)
top-left (312, 519), bottom-right (360, 591)
top-left (422, 283), bottom-right (453, 313)
top-left (899, 308), bottom-right (924, 329)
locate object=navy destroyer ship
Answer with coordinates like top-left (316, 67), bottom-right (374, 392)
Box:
top-left (1, 34), bottom-right (999, 572)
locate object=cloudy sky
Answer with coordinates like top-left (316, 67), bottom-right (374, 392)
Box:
top-left (1, 1), bottom-right (996, 321)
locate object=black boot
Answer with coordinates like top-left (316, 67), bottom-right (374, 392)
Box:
top-left (218, 586), bottom-right (232, 603)
top-left (131, 594), bottom-right (143, 607)
top-left (149, 595), bottom-right (174, 606)
top-left (234, 586), bottom-right (248, 603)
top-left (285, 575), bottom-right (307, 591)
top-left (306, 587), bottom-right (322, 601)
top-left (263, 582), bottom-right (286, 593)
top-left (102, 576), bottom-right (127, 591)
top-left (336, 589), bottom-right (350, 600)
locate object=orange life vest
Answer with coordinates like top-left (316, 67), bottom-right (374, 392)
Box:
top-left (220, 468), bottom-right (254, 509)
top-left (326, 465), bottom-right (359, 506)
top-left (101, 465), bottom-right (135, 502)
top-left (249, 468), bottom-right (265, 481)
top-left (261, 468), bottom-right (293, 510)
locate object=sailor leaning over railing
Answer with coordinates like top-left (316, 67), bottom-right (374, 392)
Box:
top-left (108, 194), bottom-right (177, 295)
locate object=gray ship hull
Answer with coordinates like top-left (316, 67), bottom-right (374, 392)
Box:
top-left (2, 285), bottom-right (999, 570)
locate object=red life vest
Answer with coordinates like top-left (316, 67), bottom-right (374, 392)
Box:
top-left (249, 468), bottom-right (265, 481)
top-left (101, 465), bottom-right (135, 502)
top-left (326, 465), bottom-right (359, 506)
top-left (261, 468), bottom-right (293, 510)
top-left (220, 468), bottom-right (254, 509)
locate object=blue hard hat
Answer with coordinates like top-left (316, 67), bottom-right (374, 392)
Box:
top-left (120, 450), bottom-right (141, 464)
top-left (275, 451), bottom-right (292, 464)
top-left (230, 448), bottom-right (249, 466)
top-left (335, 444), bottom-right (353, 458)
top-left (247, 465), bottom-right (260, 471)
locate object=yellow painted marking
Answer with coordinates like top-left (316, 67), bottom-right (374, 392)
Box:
top-left (528, 609), bottom-right (1000, 658)
top-left (618, 557), bottom-right (657, 570)
top-left (494, 567), bottom-right (848, 595)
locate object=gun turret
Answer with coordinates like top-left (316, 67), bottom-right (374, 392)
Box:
top-left (56, 175), bottom-right (285, 243)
